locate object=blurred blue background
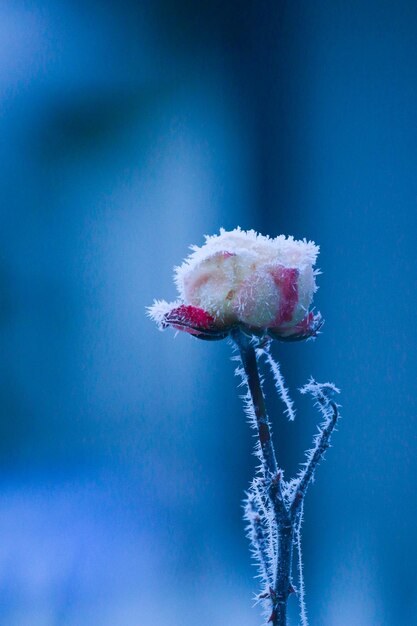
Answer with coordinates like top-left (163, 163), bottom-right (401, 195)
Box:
top-left (1, 1), bottom-right (417, 624)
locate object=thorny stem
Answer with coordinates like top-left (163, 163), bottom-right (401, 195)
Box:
top-left (290, 397), bottom-right (339, 518)
top-left (234, 330), bottom-right (292, 626)
top-left (233, 329), bottom-right (339, 626)
top-left (234, 330), bottom-right (278, 478)
top-left (274, 523), bottom-right (294, 626)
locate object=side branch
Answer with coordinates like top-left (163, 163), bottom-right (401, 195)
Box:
top-left (258, 346), bottom-right (296, 422)
top-left (291, 381), bottom-right (340, 516)
top-left (244, 494), bottom-right (273, 590)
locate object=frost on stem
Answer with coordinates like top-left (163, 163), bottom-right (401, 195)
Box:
top-left (258, 346), bottom-right (296, 422)
top-left (291, 380), bottom-right (340, 514)
top-left (243, 488), bottom-right (279, 623)
top-left (147, 228), bottom-right (341, 626)
top-left (295, 502), bottom-right (308, 626)
top-left (235, 338), bottom-right (340, 626)
top-left (244, 492), bottom-right (274, 590)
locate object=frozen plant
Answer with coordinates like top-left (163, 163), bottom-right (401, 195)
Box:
top-left (148, 228), bottom-right (340, 626)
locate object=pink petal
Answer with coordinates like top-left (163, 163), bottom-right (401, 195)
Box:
top-left (162, 304), bottom-right (231, 340)
top-left (269, 266), bottom-right (299, 326)
top-left (268, 311), bottom-right (323, 342)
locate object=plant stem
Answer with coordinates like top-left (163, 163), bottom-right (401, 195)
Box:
top-left (234, 330), bottom-right (277, 478)
top-left (274, 523), bottom-right (294, 626)
top-left (234, 330), bottom-right (339, 626)
top-left (234, 330), bottom-right (291, 626)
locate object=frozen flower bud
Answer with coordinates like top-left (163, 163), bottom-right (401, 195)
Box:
top-left (148, 227), bottom-right (322, 341)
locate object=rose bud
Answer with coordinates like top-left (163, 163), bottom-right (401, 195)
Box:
top-left (148, 227), bottom-right (321, 341)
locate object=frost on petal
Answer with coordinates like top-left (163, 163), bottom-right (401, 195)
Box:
top-left (148, 300), bottom-right (231, 340)
top-left (147, 299), bottom-right (181, 330)
top-left (269, 266), bottom-right (299, 326)
top-left (149, 228), bottom-right (321, 340)
top-left (233, 270), bottom-right (279, 328)
top-left (179, 250), bottom-right (242, 325)
top-left (165, 304), bottom-right (214, 330)
top-left (175, 227), bottom-right (319, 276)
top-left (268, 311), bottom-right (323, 342)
